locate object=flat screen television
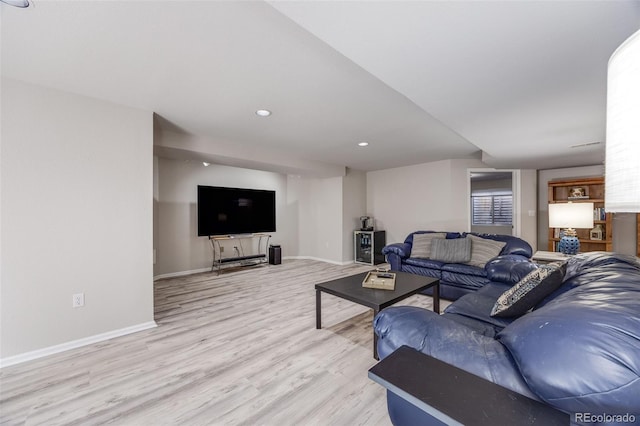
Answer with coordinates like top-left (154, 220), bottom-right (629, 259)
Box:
top-left (197, 185), bottom-right (276, 236)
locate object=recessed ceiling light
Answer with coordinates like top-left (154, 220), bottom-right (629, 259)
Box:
top-left (358, 142), bottom-right (369, 147)
top-left (202, 162), bottom-right (210, 167)
top-left (255, 109), bottom-right (272, 117)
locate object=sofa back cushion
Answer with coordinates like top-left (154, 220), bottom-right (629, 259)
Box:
top-left (410, 232), bottom-right (447, 258)
top-left (405, 231), bottom-right (462, 245)
top-left (431, 238), bottom-right (472, 263)
top-left (465, 234), bottom-right (506, 268)
top-left (465, 233), bottom-right (533, 258)
top-left (497, 253), bottom-right (640, 415)
top-left (485, 255), bottom-right (538, 284)
top-left (405, 232), bottom-right (533, 261)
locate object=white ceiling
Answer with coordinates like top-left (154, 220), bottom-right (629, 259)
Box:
top-left (2, 1), bottom-right (639, 175)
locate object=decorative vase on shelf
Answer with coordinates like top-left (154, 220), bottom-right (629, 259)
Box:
top-left (590, 224), bottom-right (603, 240)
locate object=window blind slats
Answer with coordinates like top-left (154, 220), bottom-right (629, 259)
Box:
top-left (472, 194), bottom-right (513, 225)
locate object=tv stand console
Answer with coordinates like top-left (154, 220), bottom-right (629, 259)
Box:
top-left (208, 233), bottom-right (271, 274)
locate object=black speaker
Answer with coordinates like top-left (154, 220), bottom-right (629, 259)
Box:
top-left (269, 245), bottom-right (282, 265)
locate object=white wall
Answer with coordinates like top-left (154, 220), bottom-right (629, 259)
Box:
top-left (519, 169), bottom-right (538, 251)
top-left (538, 165), bottom-right (636, 255)
top-left (342, 169), bottom-right (367, 262)
top-left (286, 175), bottom-right (345, 263)
top-left (367, 160), bottom-right (538, 249)
top-left (154, 158), bottom-right (361, 276)
top-left (1, 79), bottom-right (154, 360)
top-left (287, 171), bottom-right (366, 265)
top-left (154, 157), bottom-right (295, 276)
top-left (367, 159), bottom-right (488, 243)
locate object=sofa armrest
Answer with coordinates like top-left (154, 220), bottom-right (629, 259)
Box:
top-left (485, 255), bottom-right (537, 284)
top-left (382, 243), bottom-right (411, 271)
top-left (374, 306), bottom-right (538, 399)
top-left (382, 242), bottom-right (410, 259)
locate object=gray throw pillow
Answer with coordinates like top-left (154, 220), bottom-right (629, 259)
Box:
top-left (465, 234), bottom-right (507, 268)
top-left (411, 233), bottom-right (447, 258)
top-left (491, 262), bottom-right (567, 317)
top-left (430, 238), bottom-right (472, 263)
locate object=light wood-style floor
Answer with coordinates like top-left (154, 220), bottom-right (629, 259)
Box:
top-left (1, 260), bottom-right (444, 425)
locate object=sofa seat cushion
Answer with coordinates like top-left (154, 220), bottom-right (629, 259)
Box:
top-left (441, 271), bottom-right (489, 290)
top-left (374, 306), bottom-right (539, 399)
top-left (498, 254), bottom-right (640, 415)
top-left (440, 313), bottom-right (501, 338)
top-left (401, 264), bottom-right (441, 279)
top-left (444, 283), bottom-right (515, 336)
top-left (405, 257), bottom-right (445, 270)
top-left (441, 263), bottom-right (487, 277)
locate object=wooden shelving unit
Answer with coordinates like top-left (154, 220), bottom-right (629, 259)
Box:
top-left (548, 177), bottom-right (613, 253)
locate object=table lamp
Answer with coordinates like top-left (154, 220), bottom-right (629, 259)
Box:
top-left (548, 202), bottom-right (594, 255)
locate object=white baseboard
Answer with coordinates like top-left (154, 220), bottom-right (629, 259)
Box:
top-left (283, 256), bottom-right (354, 266)
top-left (154, 267), bottom-right (211, 280)
top-left (0, 321), bottom-right (157, 369)
top-left (154, 257), bottom-right (356, 280)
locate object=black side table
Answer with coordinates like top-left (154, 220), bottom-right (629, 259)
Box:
top-left (368, 346), bottom-right (569, 425)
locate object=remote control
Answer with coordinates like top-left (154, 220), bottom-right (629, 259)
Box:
top-left (376, 273), bottom-right (394, 279)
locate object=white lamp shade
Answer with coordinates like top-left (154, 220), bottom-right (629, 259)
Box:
top-left (606, 29), bottom-right (640, 212)
top-left (549, 203), bottom-right (594, 229)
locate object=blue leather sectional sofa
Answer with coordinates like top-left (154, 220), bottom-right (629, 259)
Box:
top-left (382, 231), bottom-right (533, 300)
top-left (374, 252), bottom-right (640, 425)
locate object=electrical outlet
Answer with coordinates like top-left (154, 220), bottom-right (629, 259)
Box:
top-left (72, 293), bottom-right (84, 308)
top-left (220, 246), bottom-right (224, 253)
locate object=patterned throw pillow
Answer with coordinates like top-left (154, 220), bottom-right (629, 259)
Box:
top-left (491, 262), bottom-right (567, 318)
top-left (465, 234), bottom-right (507, 268)
top-left (411, 233), bottom-right (447, 258)
top-left (430, 238), bottom-right (472, 263)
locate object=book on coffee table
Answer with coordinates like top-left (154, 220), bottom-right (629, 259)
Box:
top-left (362, 271), bottom-right (396, 290)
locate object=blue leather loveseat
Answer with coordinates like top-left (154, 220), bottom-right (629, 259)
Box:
top-left (374, 252), bottom-right (640, 425)
top-left (382, 231), bottom-right (533, 300)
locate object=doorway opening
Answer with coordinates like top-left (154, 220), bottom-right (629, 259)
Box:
top-left (468, 169), bottom-right (520, 236)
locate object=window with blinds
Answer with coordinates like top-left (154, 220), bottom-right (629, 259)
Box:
top-left (471, 191), bottom-right (513, 225)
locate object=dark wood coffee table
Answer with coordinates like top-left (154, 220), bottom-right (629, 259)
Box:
top-left (315, 271), bottom-right (439, 359)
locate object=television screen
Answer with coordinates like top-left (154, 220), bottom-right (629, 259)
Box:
top-left (197, 185), bottom-right (276, 236)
